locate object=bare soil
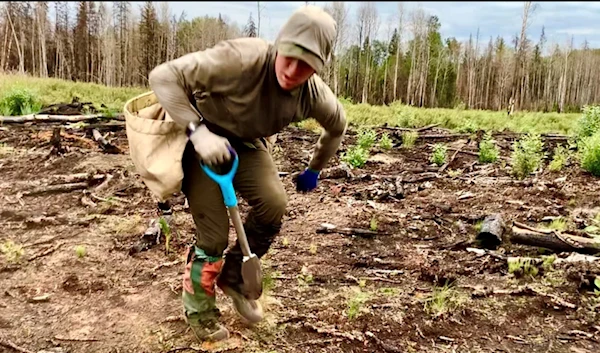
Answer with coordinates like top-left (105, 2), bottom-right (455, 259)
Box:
top-left (1, 123), bottom-right (600, 353)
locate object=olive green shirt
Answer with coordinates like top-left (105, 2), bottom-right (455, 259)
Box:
top-left (148, 37), bottom-right (347, 171)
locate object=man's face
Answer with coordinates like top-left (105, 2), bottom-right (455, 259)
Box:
top-left (275, 54), bottom-right (315, 91)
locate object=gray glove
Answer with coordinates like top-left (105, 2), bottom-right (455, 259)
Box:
top-left (188, 123), bottom-right (231, 166)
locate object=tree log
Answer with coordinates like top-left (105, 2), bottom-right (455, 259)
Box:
top-left (49, 127), bottom-right (66, 155)
top-left (476, 215), bottom-right (600, 255)
top-left (476, 213), bottom-right (506, 249)
top-left (0, 113), bottom-right (124, 123)
top-left (510, 227), bottom-right (600, 255)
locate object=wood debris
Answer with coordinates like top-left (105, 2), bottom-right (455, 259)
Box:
top-left (317, 223), bottom-right (388, 238)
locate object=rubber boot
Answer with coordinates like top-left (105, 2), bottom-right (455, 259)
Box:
top-left (182, 245), bottom-right (229, 342)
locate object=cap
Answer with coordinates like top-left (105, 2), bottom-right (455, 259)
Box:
top-left (277, 42), bottom-right (323, 73)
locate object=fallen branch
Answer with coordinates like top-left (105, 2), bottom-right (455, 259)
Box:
top-left (419, 133), bottom-right (472, 140)
top-left (9, 173), bottom-right (107, 189)
top-left (91, 129), bottom-right (122, 154)
top-left (27, 242), bottom-right (64, 262)
top-left (0, 113), bottom-right (124, 124)
top-left (159, 315), bottom-right (184, 324)
top-left (0, 337), bottom-right (33, 353)
top-left (380, 123), bottom-right (440, 133)
top-left (153, 259), bottom-right (183, 272)
top-left (54, 335), bottom-right (99, 342)
top-left (20, 182), bottom-right (89, 196)
top-left (317, 223), bottom-right (388, 238)
top-left (22, 235), bottom-right (62, 248)
top-left (464, 284), bottom-right (577, 309)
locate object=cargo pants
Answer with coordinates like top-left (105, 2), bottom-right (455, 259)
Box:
top-left (180, 135), bottom-right (286, 321)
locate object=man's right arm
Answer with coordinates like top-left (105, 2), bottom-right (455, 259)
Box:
top-left (148, 40), bottom-right (243, 128)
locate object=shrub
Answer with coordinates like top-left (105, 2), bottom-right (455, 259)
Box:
top-left (579, 131), bottom-right (600, 176)
top-left (576, 105), bottom-right (600, 140)
top-left (342, 145), bottom-right (370, 168)
top-left (430, 143), bottom-right (447, 166)
top-left (478, 132), bottom-right (499, 163)
top-left (0, 88), bottom-right (43, 116)
top-left (357, 128), bottom-right (377, 150)
top-left (510, 133), bottom-right (545, 179)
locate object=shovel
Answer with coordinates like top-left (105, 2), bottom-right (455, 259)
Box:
top-left (200, 147), bottom-right (263, 300)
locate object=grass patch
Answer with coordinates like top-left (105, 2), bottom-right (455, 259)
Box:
top-left (508, 258), bottom-right (539, 278)
top-left (0, 73), bottom-right (147, 115)
top-left (2, 73), bottom-right (590, 137)
top-left (401, 131), bottom-right (418, 149)
top-left (346, 289), bottom-right (371, 320)
top-left (543, 217), bottom-right (567, 231)
top-left (343, 99), bottom-right (581, 135)
top-left (423, 282), bottom-right (468, 318)
top-left (297, 118), bottom-right (322, 134)
top-left (0, 143), bottom-right (15, 156)
top-left (101, 214), bottom-right (145, 236)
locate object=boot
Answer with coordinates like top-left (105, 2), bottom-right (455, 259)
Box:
top-left (182, 245), bottom-right (230, 342)
top-left (217, 279), bottom-right (264, 324)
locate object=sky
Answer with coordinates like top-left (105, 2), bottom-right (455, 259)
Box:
top-left (129, 2), bottom-right (600, 51)
top-left (116, 1), bottom-right (600, 52)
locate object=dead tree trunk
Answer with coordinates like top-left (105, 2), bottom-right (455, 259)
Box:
top-left (477, 215), bottom-right (600, 255)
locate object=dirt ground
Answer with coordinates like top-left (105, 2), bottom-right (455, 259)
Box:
top-left (1, 122), bottom-right (600, 353)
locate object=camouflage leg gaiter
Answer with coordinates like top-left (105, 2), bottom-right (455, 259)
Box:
top-left (182, 245), bottom-right (224, 323)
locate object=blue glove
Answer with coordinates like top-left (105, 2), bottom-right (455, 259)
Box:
top-left (295, 168), bottom-right (320, 192)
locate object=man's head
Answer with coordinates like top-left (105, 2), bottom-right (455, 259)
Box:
top-left (274, 5), bottom-right (337, 91)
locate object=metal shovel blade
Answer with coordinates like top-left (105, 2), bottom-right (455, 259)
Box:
top-left (229, 206), bottom-right (264, 300)
top-left (241, 254), bottom-right (263, 300)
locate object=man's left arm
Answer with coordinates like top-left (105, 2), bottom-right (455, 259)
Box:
top-left (307, 78), bottom-right (348, 172)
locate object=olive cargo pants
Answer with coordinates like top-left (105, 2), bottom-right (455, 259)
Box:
top-left (180, 136), bottom-right (286, 305)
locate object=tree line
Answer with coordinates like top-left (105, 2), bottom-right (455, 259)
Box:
top-left (1, 1), bottom-right (598, 113)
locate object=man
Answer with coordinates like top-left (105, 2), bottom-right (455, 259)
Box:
top-left (147, 5), bottom-right (347, 342)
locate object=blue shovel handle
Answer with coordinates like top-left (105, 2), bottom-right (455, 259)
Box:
top-left (200, 146), bottom-right (239, 208)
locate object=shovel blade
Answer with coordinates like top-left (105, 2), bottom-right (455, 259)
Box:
top-left (241, 254), bottom-right (263, 300)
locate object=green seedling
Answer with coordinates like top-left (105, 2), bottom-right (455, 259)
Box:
top-left (401, 131), bottom-right (418, 149)
top-left (378, 132), bottom-right (393, 150)
top-left (430, 143), bottom-right (447, 166)
top-left (1, 240), bottom-right (24, 263)
top-left (74, 245), bottom-right (87, 258)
